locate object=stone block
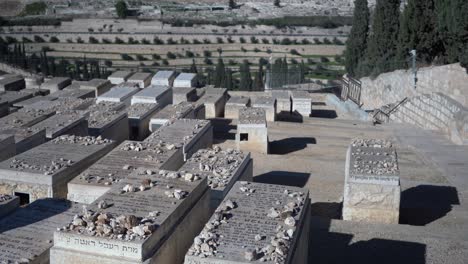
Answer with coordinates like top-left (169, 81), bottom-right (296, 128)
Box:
top-left (272, 90), bottom-right (292, 114)
top-left (151, 71), bottom-right (177, 87)
top-left (67, 140), bottom-right (185, 204)
top-left (0, 90), bottom-right (33, 107)
top-left (22, 88), bottom-right (50, 96)
top-left (174, 73), bottom-right (197, 88)
top-left (149, 102), bottom-right (196, 132)
top-left (252, 96), bottom-right (277, 122)
top-left (107, 71), bottom-right (133, 85)
top-left (236, 108), bottom-right (268, 154)
top-left (80, 79), bottom-right (113, 97)
top-left (31, 112), bottom-right (89, 139)
top-left (225, 96), bottom-right (250, 119)
top-left (173, 87), bottom-right (197, 104)
top-left (21, 97), bottom-right (94, 113)
top-left (50, 88), bottom-right (95, 99)
top-left (0, 134), bottom-right (16, 162)
top-left (0, 100), bottom-right (8, 117)
top-left (343, 139), bottom-right (400, 224)
top-left (291, 91), bottom-right (312, 117)
top-left (145, 119), bottom-right (213, 161)
top-left (131, 85), bottom-right (172, 107)
top-left (97, 86), bottom-right (140, 107)
top-left (88, 109), bottom-right (129, 144)
top-left (127, 103), bottom-right (161, 140)
top-left (0, 75), bottom-right (25, 91)
top-left (0, 195), bottom-right (19, 219)
top-left (185, 182), bottom-right (311, 264)
top-left (0, 108), bottom-right (56, 128)
top-left (0, 127), bottom-right (46, 154)
top-left (41, 77), bottom-right (72, 93)
top-left (12, 95), bottom-right (58, 108)
top-left (196, 94), bottom-right (226, 118)
top-left (127, 72), bottom-right (154, 88)
top-left (0, 135), bottom-right (115, 203)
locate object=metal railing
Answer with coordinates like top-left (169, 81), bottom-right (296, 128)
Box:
top-left (372, 97), bottom-right (409, 123)
top-left (341, 75), bottom-right (362, 107)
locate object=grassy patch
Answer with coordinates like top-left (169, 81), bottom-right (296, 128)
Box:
top-left (20, 1), bottom-right (47, 16)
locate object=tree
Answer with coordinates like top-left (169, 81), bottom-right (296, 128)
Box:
top-left (362, 0), bottom-right (400, 76)
top-left (189, 59), bottom-right (198, 74)
top-left (214, 58), bottom-right (226, 88)
top-left (254, 63), bottom-right (265, 91)
top-left (228, 0), bottom-right (236, 9)
top-left (239, 60), bottom-right (252, 91)
top-left (224, 68), bottom-right (234, 90)
top-left (274, 0), bottom-right (281, 8)
top-left (344, 0), bottom-right (370, 76)
top-left (115, 0), bottom-right (128, 19)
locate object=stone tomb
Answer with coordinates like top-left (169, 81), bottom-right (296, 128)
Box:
top-left (87, 102), bottom-right (129, 143)
top-left (30, 111), bottom-right (89, 140)
top-left (343, 139), bottom-right (401, 224)
top-left (0, 135), bottom-right (115, 203)
top-left (67, 140), bottom-right (185, 204)
top-left (21, 97), bottom-right (94, 113)
top-left (180, 147), bottom-right (253, 208)
top-left (272, 90), bottom-right (292, 114)
top-left (41, 77), bottom-right (72, 93)
top-left (0, 75), bottom-right (26, 91)
top-left (127, 103), bottom-right (161, 140)
top-left (236, 108), bottom-right (269, 154)
top-left (149, 102), bottom-right (205, 132)
top-left (145, 119), bottom-right (213, 161)
top-left (0, 134), bottom-right (16, 162)
top-left (173, 87), bottom-right (197, 105)
top-left (185, 182), bottom-right (311, 264)
top-left (50, 87), bottom-right (95, 99)
top-left (0, 199), bottom-right (81, 263)
top-left (0, 194), bottom-right (19, 219)
top-left (0, 91), bottom-right (33, 107)
top-left (127, 72), bottom-right (154, 88)
top-left (252, 96), bottom-right (277, 122)
top-left (108, 71), bottom-right (134, 85)
top-left (0, 127), bottom-right (46, 155)
top-left (196, 93), bottom-right (226, 118)
top-left (0, 100), bottom-right (8, 117)
top-left (97, 85), bottom-right (140, 107)
top-left (13, 95), bottom-right (57, 108)
top-left (151, 71), bottom-right (178, 87)
top-left (131, 85), bottom-right (172, 107)
top-left (173, 73), bottom-right (197, 88)
top-left (225, 96), bottom-right (250, 119)
top-left (52, 168), bottom-right (210, 264)
top-left (291, 90), bottom-right (312, 116)
top-left (0, 108), bottom-right (56, 128)
top-left (80, 79), bottom-right (113, 97)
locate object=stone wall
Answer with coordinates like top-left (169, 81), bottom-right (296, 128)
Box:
top-left (360, 63), bottom-right (468, 109)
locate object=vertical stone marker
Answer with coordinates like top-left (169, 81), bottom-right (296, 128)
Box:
top-left (107, 71), bottom-right (134, 85)
top-left (0, 135), bottom-right (115, 203)
top-left (174, 73), bottom-right (197, 88)
top-left (252, 96), bottom-right (277, 122)
top-left (0, 199), bottom-right (81, 263)
top-left (0, 194), bottom-right (19, 219)
top-left (180, 146), bottom-right (253, 208)
top-left (40, 77), bottom-right (72, 93)
top-left (127, 72), bottom-right (154, 88)
top-left (185, 182), bottom-right (311, 264)
top-left (236, 107), bottom-right (269, 154)
top-left (343, 139), bottom-right (400, 224)
top-left (51, 168), bottom-right (210, 264)
top-left (225, 96), bottom-right (250, 119)
top-left (127, 103), bottom-right (160, 140)
top-left (291, 90), bottom-right (312, 117)
top-left (0, 134), bottom-right (16, 162)
top-left (131, 85), bottom-right (172, 107)
top-left (151, 70), bottom-right (178, 87)
top-left (145, 119), bottom-right (213, 161)
top-left (67, 140), bottom-right (185, 204)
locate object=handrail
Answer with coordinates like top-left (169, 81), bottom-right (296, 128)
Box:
top-left (373, 97), bottom-right (408, 123)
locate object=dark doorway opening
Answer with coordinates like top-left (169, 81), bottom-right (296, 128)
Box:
top-left (14, 192), bottom-right (30, 205)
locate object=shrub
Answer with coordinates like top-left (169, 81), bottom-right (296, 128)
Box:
top-left (250, 36), bottom-right (259, 44)
top-left (162, 59), bottom-right (169, 65)
top-left (281, 38), bottom-right (292, 45)
top-left (88, 28), bottom-right (94, 32)
top-left (166, 52), bottom-right (177, 59)
top-left (128, 37), bottom-right (139, 44)
top-left (216, 37), bottom-right (224, 44)
top-left (203, 50), bottom-right (212, 57)
top-left (290, 49), bottom-right (300, 55)
top-left (266, 49), bottom-right (272, 54)
top-left (89, 37), bottom-right (99, 44)
top-left (185, 51), bottom-right (195, 58)
top-left (152, 54), bottom-right (161, 60)
top-left (203, 39), bottom-right (211, 44)
top-left (34, 35), bottom-right (45, 43)
top-left (193, 39), bottom-right (202, 44)
top-left (254, 48), bottom-right (261, 52)
top-left (323, 38), bottom-right (332, 45)
top-left (76, 37), bottom-right (84, 43)
top-left (50, 36), bottom-right (59, 43)
top-left (262, 38), bottom-right (270, 44)
top-left (66, 38), bottom-right (73, 43)
top-left (240, 37), bottom-right (246, 43)
top-left (115, 37), bottom-right (124, 44)
top-left (204, 58), bottom-right (213, 65)
top-left (227, 37), bottom-right (235, 43)
top-left (313, 38), bottom-right (322, 44)
top-left (153, 37), bottom-right (164, 44)
top-left (301, 39), bottom-right (311, 44)
top-left (22, 37), bottom-right (32, 43)
top-left (102, 38), bottom-right (111, 44)
top-left (228, 59), bottom-right (237, 65)
top-left (121, 54), bottom-right (133, 60)
top-left (332, 37), bottom-right (344, 45)
top-left (136, 54), bottom-right (147, 61)
top-left (141, 38), bottom-right (150, 44)
top-left (241, 47), bottom-right (247, 53)
top-left (320, 56), bottom-right (330, 63)
top-left (167, 38), bottom-right (177, 44)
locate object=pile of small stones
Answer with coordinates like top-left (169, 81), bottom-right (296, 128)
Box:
top-left (239, 108), bottom-right (266, 124)
top-left (79, 171), bottom-right (122, 185)
top-left (52, 135), bottom-right (112, 146)
top-left (351, 139), bottom-right (393, 148)
top-left (10, 157), bottom-right (74, 175)
top-left (88, 109), bottom-right (122, 127)
top-left (351, 139), bottom-right (399, 176)
top-left (120, 141), bottom-right (177, 153)
top-left (60, 205), bottom-right (160, 241)
top-left (0, 194), bottom-right (13, 203)
top-left (127, 103), bottom-right (156, 117)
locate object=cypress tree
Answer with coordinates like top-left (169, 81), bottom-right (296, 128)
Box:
top-left (224, 68), bottom-right (233, 90)
top-left (214, 58), bottom-right (226, 88)
top-left (239, 60), bottom-right (252, 91)
top-left (190, 59), bottom-right (198, 74)
top-left (254, 63), bottom-right (265, 91)
top-left (345, 0), bottom-right (370, 76)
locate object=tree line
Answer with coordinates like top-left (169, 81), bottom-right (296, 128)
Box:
top-left (345, 0), bottom-right (468, 78)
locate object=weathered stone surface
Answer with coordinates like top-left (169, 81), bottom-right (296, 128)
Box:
top-left (0, 91), bottom-right (33, 107)
top-left (50, 88), bottom-right (95, 99)
top-left (12, 95), bottom-right (58, 108)
top-left (30, 111), bottom-right (89, 139)
top-left (0, 199), bottom-right (81, 263)
top-left (41, 77), bottom-right (72, 93)
top-left (225, 96), bottom-right (250, 119)
top-left (173, 87), bottom-right (197, 105)
top-left (145, 119), bottom-right (213, 161)
top-left (185, 182), bottom-right (310, 264)
top-left (107, 71), bottom-right (133, 85)
top-left (0, 75), bottom-right (26, 91)
top-left (131, 85), bottom-right (172, 107)
top-left (149, 102), bottom-right (199, 132)
top-left (252, 96), bottom-right (277, 122)
top-left (0, 135), bottom-right (115, 202)
top-left (236, 108), bottom-right (269, 154)
top-left (21, 97), bottom-right (94, 113)
top-left (87, 102), bottom-right (129, 143)
top-left (127, 72), bottom-right (154, 88)
top-left (0, 194), bottom-right (19, 219)
top-left (127, 103), bottom-right (161, 140)
top-left (0, 127), bottom-right (46, 154)
top-left (80, 79), bottom-right (113, 97)
top-left (68, 140), bottom-right (184, 204)
top-left (0, 134), bottom-right (16, 162)
top-left (151, 71), bottom-right (177, 87)
top-left (174, 73), bottom-right (197, 88)
top-left (343, 139), bottom-right (401, 224)
top-left (272, 91), bottom-right (292, 114)
top-left (96, 86), bottom-right (140, 107)
top-left (196, 94), bottom-right (226, 118)
top-left (0, 108), bottom-right (56, 128)
top-left (291, 90), bottom-right (312, 116)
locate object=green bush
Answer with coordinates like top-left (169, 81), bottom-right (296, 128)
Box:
top-left (115, 37), bottom-right (124, 44)
top-left (166, 52), bottom-right (177, 59)
top-left (250, 36), bottom-right (259, 44)
top-left (34, 35), bottom-right (45, 43)
top-left (262, 38), bottom-right (270, 44)
top-left (152, 54), bottom-right (161, 60)
top-left (136, 54), bottom-right (147, 61)
top-left (185, 51), bottom-right (195, 58)
top-left (240, 37), bottom-right (246, 43)
top-left (50, 36), bottom-right (59, 43)
top-left (20, 1), bottom-right (47, 16)
top-left (89, 37), bottom-right (99, 44)
top-left (121, 54), bottom-right (133, 60)
top-left (290, 49), bottom-right (300, 55)
top-left (153, 37), bottom-right (164, 44)
top-left (203, 50), bottom-right (212, 57)
top-left (216, 37), bottom-right (224, 44)
top-left (323, 38), bottom-right (332, 45)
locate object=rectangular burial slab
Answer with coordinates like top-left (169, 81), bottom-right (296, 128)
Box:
top-left (180, 147), bottom-right (253, 209)
top-left (88, 106), bottom-right (129, 144)
top-left (0, 135), bottom-right (115, 203)
top-left (0, 108), bottom-right (56, 128)
top-left (108, 71), bottom-right (134, 85)
top-left (30, 111), bottom-right (89, 139)
top-left (21, 97), bottom-right (94, 113)
top-left (0, 75), bottom-right (26, 91)
top-left (0, 199), bottom-right (81, 263)
top-left (0, 90), bottom-right (33, 106)
top-left (131, 85), bottom-right (172, 107)
top-left (67, 140), bottom-right (185, 204)
top-left (173, 87), bottom-right (197, 105)
top-left (272, 90), bottom-right (292, 114)
top-left (197, 93), bottom-right (226, 118)
top-left (22, 88), bottom-right (51, 96)
top-left (81, 79), bottom-right (114, 97)
top-left (343, 139), bottom-right (400, 224)
top-left (252, 96), bottom-right (277, 122)
top-left (225, 96), bottom-right (250, 119)
top-left (236, 107), bottom-right (268, 154)
top-left (0, 127), bottom-right (46, 155)
top-left (145, 119), bottom-right (213, 161)
top-left (0, 134), bottom-right (16, 162)
top-left (50, 87), bottom-right (95, 99)
top-left (149, 102), bottom-right (196, 132)
top-left (151, 71), bottom-right (178, 87)
top-left (291, 90), bottom-right (311, 117)
top-left (97, 85), bottom-right (140, 107)
top-left (185, 182), bottom-right (311, 264)
top-left (127, 72), bottom-right (154, 88)
top-left (13, 95), bottom-right (58, 108)
top-left (52, 168), bottom-right (210, 264)
top-left (0, 195), bottom-right (19, 219)
top-left (127, 103), bottom-right (161, 141)
top-left (174, 73), bottom-right (197, 88)
top-left (40, 77), bottom-right (72, 93)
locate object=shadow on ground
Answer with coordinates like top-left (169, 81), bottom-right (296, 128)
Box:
top-left (311, 109), bottom-right (338, 119)
top-left (309, 216), bottom-right (427, 264)
top-left (210, 118), bottom-right (236, 143)
top-left (400, 185), bottom-right (459, 226)
top-left (269, 137), bottom-right (317, 155)
top-left (254, 171), bottom-right (310, 187)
